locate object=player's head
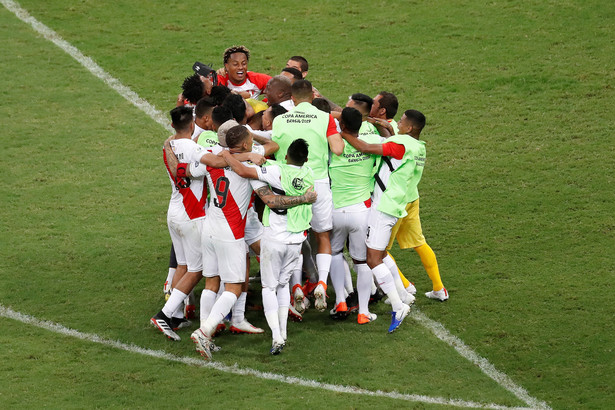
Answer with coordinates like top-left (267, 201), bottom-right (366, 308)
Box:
top-left (262, 104), bottom-right (288, 131)
top-left (346, 93), bottom-right (373, 118)
top-left (225, 125), bottom-right (253, 152)
top-left (249, 110), bottom-right (264, 130)
top-left (194, 97), bottom-right (216, 129)
top-left (210, 85), bottom-right (231, 106)
top-left (222, 93), bottom-right (247, 124)
top-left (291, 80), bottom-right (314, 103)
top-left (170, 106), bottom-right (194, 133)
top-left (211, 106), bottom-right (234, 131)
top-left (182, 74), bottom-right (206, 105)
top-left (286, 138), bottom-right (309, 166)
top-left (223, 45), bottom-right (250, 84)
top-left (370, 91), bottom-right (398, 120)
top-left (286, 56), bottom-right (308, 78)
top-left (340, 107), bottom-right (362, 134)
top-left (398, 109), bottom-right (426, 138)
top-left (265, 75), bottom-right (292, 106)
top-left (311, 97), bottom-right (331, 113)
top-left (217, 120), bottom-right (239, 147)
top-left (280, 67), bottom-right (303, 83)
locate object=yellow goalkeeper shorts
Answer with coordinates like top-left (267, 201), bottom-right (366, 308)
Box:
top-left (386, 199), bottom-right (426, 250)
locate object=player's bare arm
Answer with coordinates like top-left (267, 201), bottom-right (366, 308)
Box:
top-left (340, 131), bottom-right (384, 155)
top-left (368, 117), bottom-right (393, 138)
top-left (328, 132), bottom-right (345, 156)
top-left (251, 133), bottom-right (279, 156)
top-left (219, 150), bottom-right (259, 179)
top-left (164, 139), bottom-right (264, 178)
top-left (254, 185), bottom-right (317, 209)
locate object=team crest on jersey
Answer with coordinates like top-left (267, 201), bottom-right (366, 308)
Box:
top-left (292, 177), bottom-right (304, 190)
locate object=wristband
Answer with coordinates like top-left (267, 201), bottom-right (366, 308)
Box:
top-left (177, 163), bottom-right (188, 178)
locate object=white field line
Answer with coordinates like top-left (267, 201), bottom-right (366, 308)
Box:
top-left (0, 305), bottom-right (528, 410)
top-left (411, 309), bottom-right (551, 410)
top-left (1, 1), bottom-right (550, 409)
top-left (1, 0), bottom-right (172, 133)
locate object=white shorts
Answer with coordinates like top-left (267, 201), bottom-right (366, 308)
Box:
top-left (244, 206), bottom-right (263, 246)
top-left (365, 208), bottom-right (398, 251)
top-left (331, 202), bottom-right (370, 261)
top-left (202, 233), bottom-right (247, 283)
top-left (167, 216), bottom-right (203, 272)
top-left (260, 239), bottom-right (302, 289)
top-left (311, 179), bottom-right (333, 233)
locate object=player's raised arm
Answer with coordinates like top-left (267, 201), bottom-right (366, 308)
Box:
top-left (254, 185), bottom-right (317, 209)
top-left (219, 150), bottom-right (259, 179)
top-left (251, 132), bottom-right (279, 156)
top-left (367, 116), bottom-right (393, 138)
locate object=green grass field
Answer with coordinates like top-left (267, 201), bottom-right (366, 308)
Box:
top-left (1, 0), bottom-right (614, 408)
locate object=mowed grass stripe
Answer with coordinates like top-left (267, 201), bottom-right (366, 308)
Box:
top-left (1, 0), bottom-right (171, 132)
top-left (1, 2), bottom-right (543, 407)
top-left (0, 306), bottom-right (532, 410)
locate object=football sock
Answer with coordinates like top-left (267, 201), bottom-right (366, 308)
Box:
top-left (383, 254), bottom-right (408, 298)
top-left (165, 268), bottom-right (176, 288)
top-left (202, 291), bottom-right (237, 337)
top-left (277, 283), bottom-right (290, 340)
top-left (162, 289), bottom-right (187, 318)
top-left (316, 253), bottom-right (332, 284)
top-left (278, 306), bottom-right (289, 341)
top-left (343, 258), bottom-right (354, 294)
top-left (290, 254), bottom-right (303, 288)
top-left (200, 289), bottom-right (217, 327)
top-left (386, 251), bottom-right (411, 288)
top-left (302, 240), bottom-right (318, 283)
top-left (372, 263), bottom-right (403, 311)
top-left (356, 263), bottom-right (372, 315)
top-left (415, 244), bottom-right (444, 291)
top-left (330, 253), bottom-right (347, 305)
top-left (231, 291), bottom-right (247, 324)
top-left (262, 287), bottom-right (281, 341)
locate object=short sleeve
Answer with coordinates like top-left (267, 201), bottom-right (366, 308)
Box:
top-left (256, 164), bottom-right (282, 190)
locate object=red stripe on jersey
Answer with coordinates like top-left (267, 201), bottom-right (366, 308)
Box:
top-left (163, 148), bottom-right (206, 220)
top-left (326, 114), bottom-right (337, 137)
top-left (207, 166), bottom-right (246, 240)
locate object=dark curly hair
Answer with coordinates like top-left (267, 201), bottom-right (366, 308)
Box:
top-left (223, 45), bottom-right (250, 64)
top-left (181, 74), bottom-right (204, 105)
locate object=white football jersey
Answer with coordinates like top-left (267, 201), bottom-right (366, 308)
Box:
top-left (202, 144), bottom-right (266, 241)
top-left (165, 138), bottom-right (208, 222)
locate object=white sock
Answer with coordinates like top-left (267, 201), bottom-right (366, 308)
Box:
top-left (343, 258), bottom-right (354, 294)
top-left (316, 253), bottom-right (332, 284)
top-left (200, 289), bottom-right (217, 328)
top-left (278, 306), bottom-right (289, 341)
top-left (356, 263), bottom-right (372, 315)
top-left (162, 289), bottom-right (187, 318)
top-left (372, 263), bottom-right (403, 311)
top-left (330, 253), bottom-right (346, 305)
top-left (371, 278), bottom-right (378, 295)
top-left (290, 254), bottom-right (303, 288)
top-left (202, 291), bottom-right (237, 337)
top-left (276, 283), bottom-right (290, 340)
top-left (231, 291), bottom-right (247, 324)
top-left (262, 287), bottom-right (281, 341)
top-left (383, 254), bottom-right (407, 298)
top-left (165, 267), bottom-right (176, 286)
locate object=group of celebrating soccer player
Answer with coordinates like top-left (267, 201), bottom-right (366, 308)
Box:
top-left (150, 45), bottom-right (448, 359)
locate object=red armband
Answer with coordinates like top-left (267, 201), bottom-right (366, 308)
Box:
top-left (177, 163), bottom-right (188, 178)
